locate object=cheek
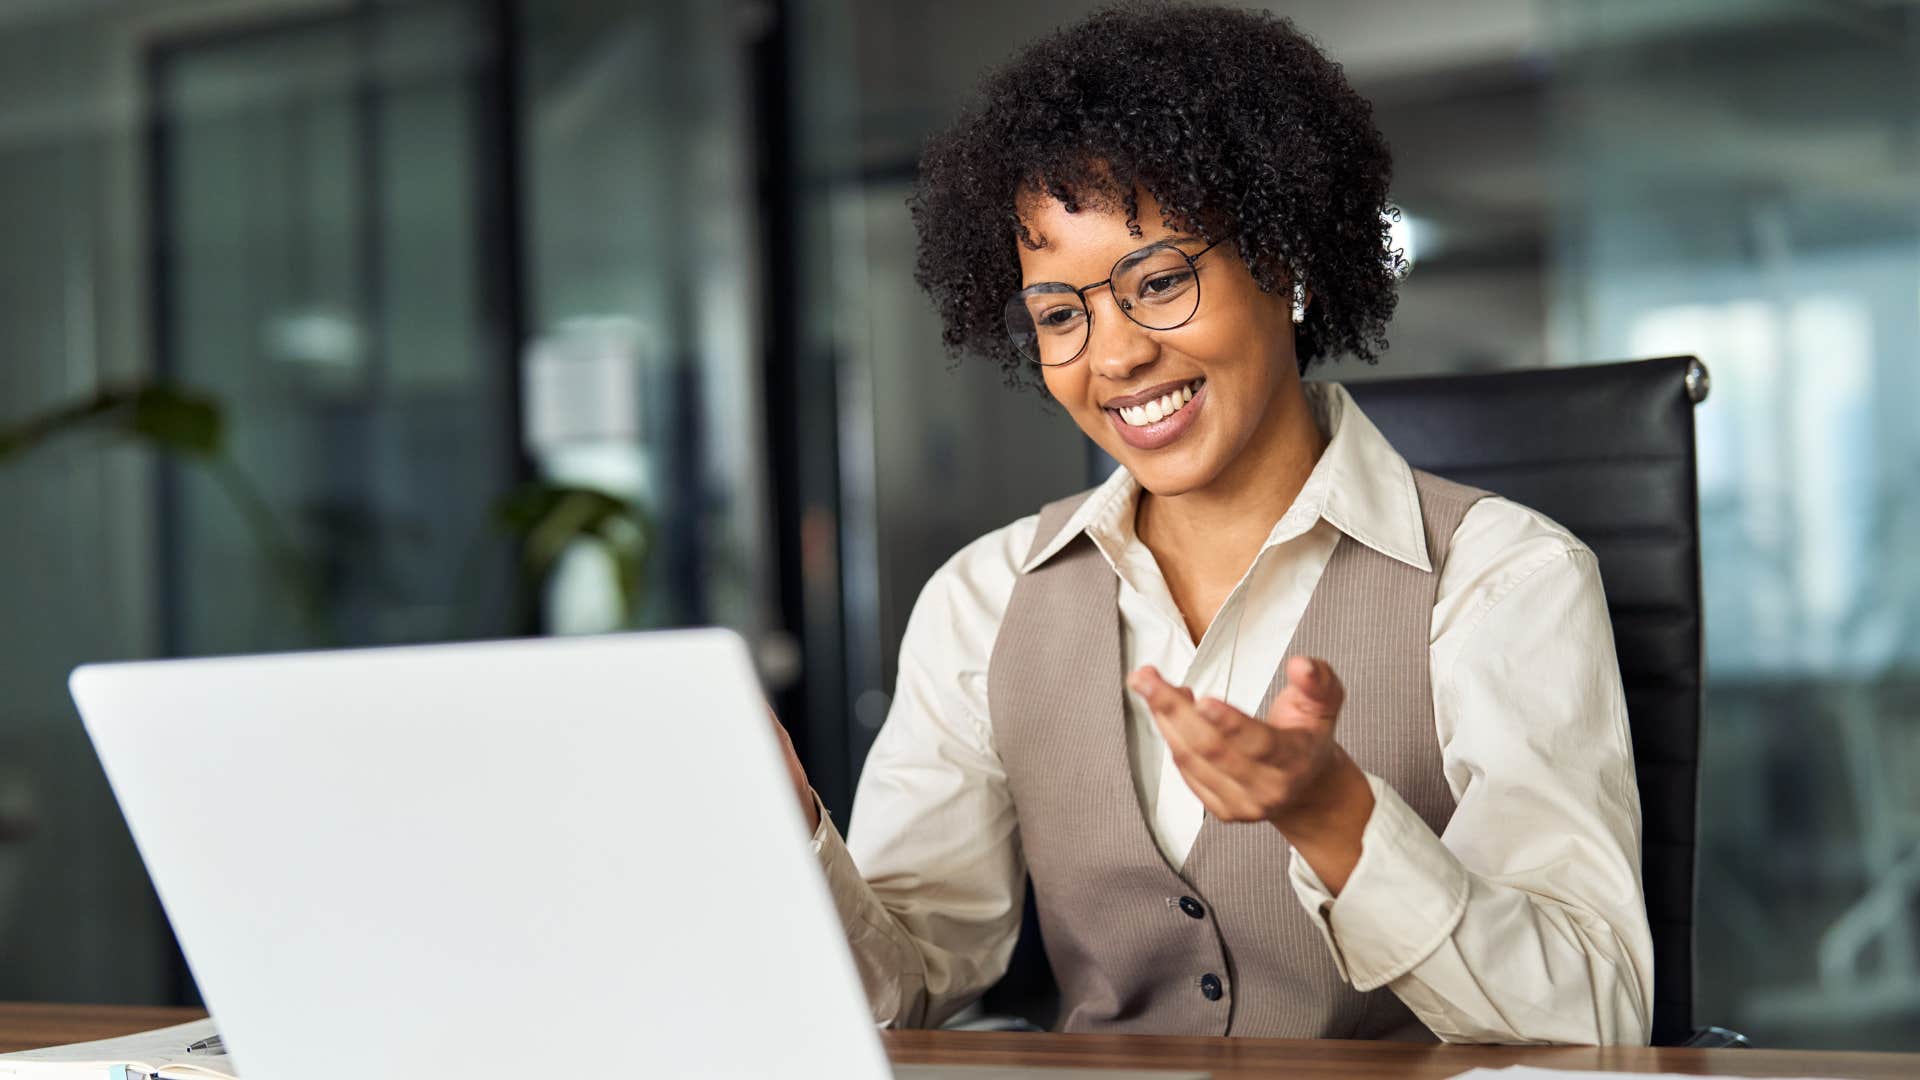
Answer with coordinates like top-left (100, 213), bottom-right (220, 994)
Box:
top-left (1189, 292), bottom-right (1289, 385)
top-left (1040, 364), bottom-right (1087, 409)
top-left (1040, 364), bottom-right (1118, 442)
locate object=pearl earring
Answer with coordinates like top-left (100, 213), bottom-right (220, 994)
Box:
top-left (1291, 279), bottom-right (1307, 324)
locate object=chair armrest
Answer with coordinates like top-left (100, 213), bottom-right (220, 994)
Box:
top-left (1680, 1025), bottom-right (1752, 1048)
top-left (941, 1015), bottom-right (1047, 1033)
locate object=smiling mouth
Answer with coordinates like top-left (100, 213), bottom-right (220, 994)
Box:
top-left (1108, 378), bottom-right (1204, 427)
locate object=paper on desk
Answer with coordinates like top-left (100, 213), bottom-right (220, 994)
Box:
top-left (0, 1018), bottom-right (235, 1079)
top-left (1443, 1060), bottom-right (1850, 1068)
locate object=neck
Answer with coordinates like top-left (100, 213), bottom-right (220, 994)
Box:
top-left (1136, 378), bottom-right (1327, 572)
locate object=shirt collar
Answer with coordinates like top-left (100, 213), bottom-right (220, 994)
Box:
top-left (1018, 381), bottom-right (1432, 575)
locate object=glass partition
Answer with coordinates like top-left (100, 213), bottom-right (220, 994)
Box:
top-left (517, 0), bottom-right (774, 642)
top-left (153, 1), bottom-right (518, 657)
top-left (1546, 0), bottom-right (1920, 1048)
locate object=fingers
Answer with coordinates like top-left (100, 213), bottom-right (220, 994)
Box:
top-left (766, 703), bottom-right (819, 830)
top-left (1155, 705), bottom-right (1265, 821)
top-left (1184, 770), bottom-right (1260, 823)
top-left (1127, 662), bottom-right (1354, 827)
top-left (1155, 737), bottom-right (1247, 821)
top-left (1129, 666), bottom-right (1194, 707)
top-left (768, 705), bottom-right (801, 757)
top-left (1129, 668), bottom-right (1267, 758)
top-left (1128, 667), bottom-right (1271, 821)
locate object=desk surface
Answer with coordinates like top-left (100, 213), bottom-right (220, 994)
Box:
top-left (4, 1003), bottom-right (1919, 1078)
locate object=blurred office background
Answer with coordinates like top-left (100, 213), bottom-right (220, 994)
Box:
top-left (0, 0), bottom-right (1915, 1050)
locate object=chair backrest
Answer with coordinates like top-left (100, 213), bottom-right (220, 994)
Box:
top-left (1345, 355), bottom-right (1705, 1046)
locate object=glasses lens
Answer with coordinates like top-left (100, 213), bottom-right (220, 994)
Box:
top-left (1004, 284), bottom-right (1088, 367)
top-left (1113, 245), bottom-right (1201, 330)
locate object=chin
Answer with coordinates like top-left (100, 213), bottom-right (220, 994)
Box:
top-left (1114, 448), bottom-right (1221, 497)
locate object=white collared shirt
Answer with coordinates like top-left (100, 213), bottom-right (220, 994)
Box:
top-left (810, 381), bottom-right (1655, 1045)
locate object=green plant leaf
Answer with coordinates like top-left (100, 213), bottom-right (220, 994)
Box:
top-left (126, 385), bottom-right (224, 457)
top-left (1, 380), bottom-right (327, 642)
top-left (493, 481), bottom-right (653, 625)
top-left (0, 382), bottom-right (224, 462)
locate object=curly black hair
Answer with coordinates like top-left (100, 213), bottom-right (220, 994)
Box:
top-left (908, 1), bottom-right (1402, 391)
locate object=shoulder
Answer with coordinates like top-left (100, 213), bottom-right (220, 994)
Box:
top-left (1428, 494), bottom-right (1630, 759)
top-left (1451, 492), bottom-right (1591, 569)
top-left (903, 512), bottom-right (1044, 647)
top-left (910, 472), bottom-right (1113, 633)
top-left (1434, 493), bottom-right (1600, 639)
top-left (892, 512), bottom-right (1048, 739)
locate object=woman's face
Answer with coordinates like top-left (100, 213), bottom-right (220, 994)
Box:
top-left (1017, 188), bottom-right (1302, 497)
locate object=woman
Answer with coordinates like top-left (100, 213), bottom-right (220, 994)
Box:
top-left (775, 1), bottom-right (1652, 1045)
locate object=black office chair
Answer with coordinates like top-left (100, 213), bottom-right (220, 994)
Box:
top-left (979, 355), bottom-right (1738, 1047)
top-left (1349, 355), bottom-right (1720, 1047)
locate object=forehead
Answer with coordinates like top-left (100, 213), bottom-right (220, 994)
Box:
top-left (1014, 187), bottom-right (1186, 281)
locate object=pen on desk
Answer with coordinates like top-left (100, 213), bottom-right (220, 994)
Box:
top-left (184, 1034), bottom-right (224, 1054)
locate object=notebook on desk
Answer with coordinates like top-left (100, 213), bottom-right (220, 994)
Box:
top-left (65, 631), bottom-right (1205, 1080)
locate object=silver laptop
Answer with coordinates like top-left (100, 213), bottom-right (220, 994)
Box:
top-left (71, 630), bottom-right (1201, 1080)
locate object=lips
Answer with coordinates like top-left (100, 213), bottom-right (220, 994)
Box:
top-left (1106, 378), bottom-right (1208, 452)
top-left (1109, 378), bottom-right (1203, 427)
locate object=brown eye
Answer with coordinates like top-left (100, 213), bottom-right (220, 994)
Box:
top-left (1035, 305), bottom-right (1086, 332)
top-left (1139, 269), bottom-right (1195, 300)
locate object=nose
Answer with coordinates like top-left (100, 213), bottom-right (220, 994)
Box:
top-left (1085, 286), bottom-right (1159, 380)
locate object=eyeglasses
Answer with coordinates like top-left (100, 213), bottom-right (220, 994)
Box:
top-left (1003, 236), bottom-right (1230, 368)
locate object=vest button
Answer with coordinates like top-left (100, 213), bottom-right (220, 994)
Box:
top-left (1199, 973), bottom-right (1223, 1001)
top-left (1178, 896), bottom-right (1205, 919)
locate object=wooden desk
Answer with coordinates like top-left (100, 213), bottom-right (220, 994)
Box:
top-left (886, 1029), bottom-right (1920, 1077)
top-left (5, 1002), bottom-right (1919, 1077)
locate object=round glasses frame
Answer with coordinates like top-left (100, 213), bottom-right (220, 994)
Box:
top-left (1004, 235), bottom-right (1232, 368)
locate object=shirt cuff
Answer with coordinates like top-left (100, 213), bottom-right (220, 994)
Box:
top-left (809, 792), bottom-right (872, 932)
top-left (808, 790), bottom-right (833, 855)
top-left (1286, 772), bottom-right (1471, 991)
top-left (807, 791), bottom-right (880, 936)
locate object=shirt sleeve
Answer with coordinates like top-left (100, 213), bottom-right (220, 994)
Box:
top-left (810, 531), bottom-right (1029, 1029)
top-left (1287, 539), bottom-right (1656, 1045)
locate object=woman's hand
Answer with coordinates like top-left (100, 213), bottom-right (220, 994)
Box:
top-left (1128, 657), bottom-right (1375, 893)
top-left (768, 706), bottom-right (821, 832)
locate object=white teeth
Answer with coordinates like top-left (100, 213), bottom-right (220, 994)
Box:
top-left (1116, 379), bottom-right (1203, 428)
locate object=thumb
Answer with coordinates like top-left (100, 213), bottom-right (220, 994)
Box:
top-left (1274, 657), bottom-right (1344, 722)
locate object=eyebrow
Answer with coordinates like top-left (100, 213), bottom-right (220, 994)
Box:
top-left (1019, 234), bottom-right (1207, 290)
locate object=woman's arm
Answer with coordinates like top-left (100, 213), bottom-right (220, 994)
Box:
top-left (1289, 535), bottom-right (1655, 1045)
top-left (806, 532), bottom-right (1030, 1029)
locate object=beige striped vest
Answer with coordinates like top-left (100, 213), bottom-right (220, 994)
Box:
top-left (987, 469), bottom-right (1485, 1039)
